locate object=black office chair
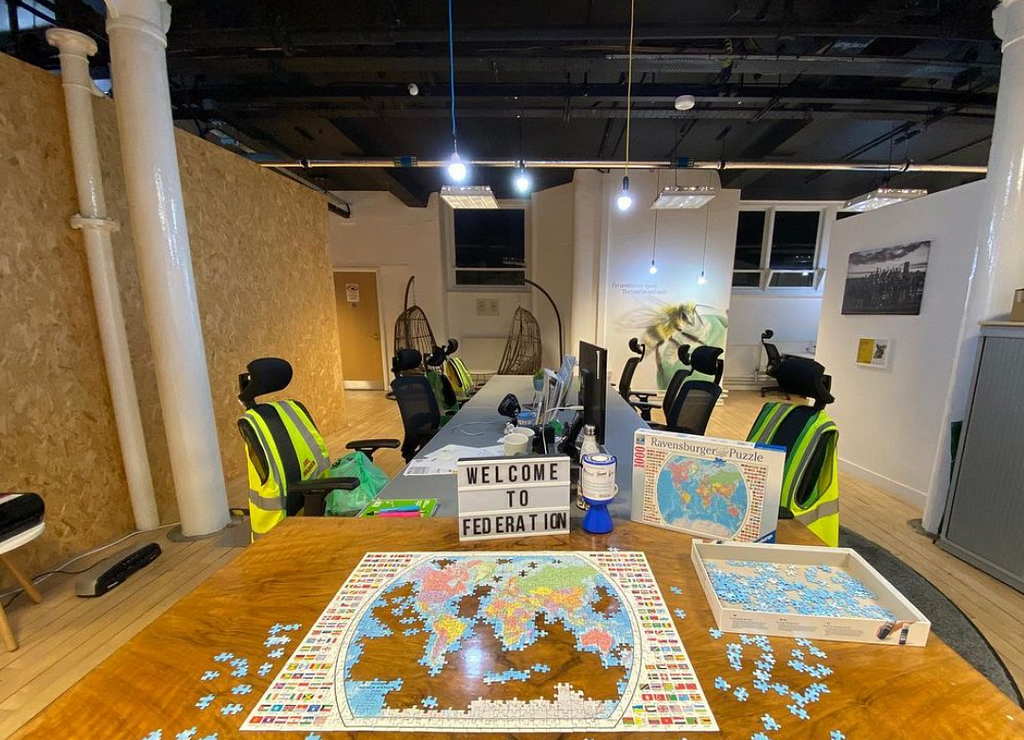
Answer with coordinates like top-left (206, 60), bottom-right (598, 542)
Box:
top-left (629, 344), bottom-right (694, 422)
top-left (237, 358), bottom-right (399, 519)
top-left (616, 338), bottom-right (645, 401)
top-left (650, 345), bottom-right (724, 435)
top-left (761, 329), bottom-right (789, 398)
top-left (391, 374), bottom-right (443, 462)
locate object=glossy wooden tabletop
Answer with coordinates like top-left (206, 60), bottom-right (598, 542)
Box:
top-left (15, 518), bottom-right (1024, 739)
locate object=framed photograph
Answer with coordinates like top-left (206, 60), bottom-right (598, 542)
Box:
top-left (841, 241), bottom-right (930, 315)
top-left (856, 338), bottom-right (892, 369)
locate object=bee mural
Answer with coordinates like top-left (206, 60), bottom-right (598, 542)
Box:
top-left (619, 300), bottom-right (728, 389)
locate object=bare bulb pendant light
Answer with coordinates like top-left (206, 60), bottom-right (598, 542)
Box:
top-left (649, 206), bottom-right (660, 274)
top-left (697, 171), bottom-right (712, 285)
top-left (617, 0), bottom-right (637, 212)
top-left (445, 0), bottom-right (467, 183)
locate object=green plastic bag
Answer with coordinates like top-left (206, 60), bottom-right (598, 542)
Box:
top-left (324, 451), bottom-right (389, 517)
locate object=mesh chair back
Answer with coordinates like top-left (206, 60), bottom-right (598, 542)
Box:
top-left (662, 367), bottom-right (691, 412)
top-left (762, 335), bottom-right (783, 374)
top-left (665, 380), bottom-right (722, 435)
top-left (617, 356), bottom-right (641, 400)
top-left (391, 376), bottom-right (441, 460)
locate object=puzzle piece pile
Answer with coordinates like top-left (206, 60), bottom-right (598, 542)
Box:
top-left (139, 620), bottom-right (302, 740)
top-left (709, 630), bottom-right (845, 740)
top-left (704, 558), bottom-right (897, 620)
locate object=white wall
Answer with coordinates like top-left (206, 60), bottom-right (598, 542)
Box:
top-left (815, 181), bottom-right (985, 509)
top-left (329, 191), bottom-right (447, 369)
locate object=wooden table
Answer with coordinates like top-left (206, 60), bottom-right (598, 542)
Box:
top-left (16, 518), bottom-right (1024, 739)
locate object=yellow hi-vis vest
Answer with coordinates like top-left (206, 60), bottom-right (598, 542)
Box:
top-left (748, 402), bottom-right (840, 547)
top-left (239, 400), bottom-right (331, 540)
top-left (445, 356), bottom-right (475, 398)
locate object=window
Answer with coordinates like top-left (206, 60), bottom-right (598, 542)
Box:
top-left (732, 207), bottom-right (826, 291)
top-left (452, 208), bottom-right (527, 287)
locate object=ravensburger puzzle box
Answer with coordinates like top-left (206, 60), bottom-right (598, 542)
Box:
top-left (630, 428), bottom-right (785, 542)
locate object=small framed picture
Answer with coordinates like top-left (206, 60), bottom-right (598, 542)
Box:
top-left (856, 338), bottom-right (892, 369)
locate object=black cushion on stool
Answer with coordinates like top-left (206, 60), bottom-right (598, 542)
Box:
top-left (0, 493), bottom-right (44, 541)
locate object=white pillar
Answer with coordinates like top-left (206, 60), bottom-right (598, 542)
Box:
top-left (922, 0), bottom-right (1024, 531)
top-left (102, 0), bottom-right (230, 536)
top-left (46, 28), bottom-right (160, 531)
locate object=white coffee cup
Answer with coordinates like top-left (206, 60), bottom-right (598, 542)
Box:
top-left (504, 432), bottom-right (531, 456)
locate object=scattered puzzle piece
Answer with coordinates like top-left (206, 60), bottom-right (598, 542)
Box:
top-left (761, 714), bottom-right (781, 731)
top-left (751, 733), bottom-right (770, 740)
top-left (141, 732), bottom-right (162, 740)
top-left (232, 684), bottom-right (253, 695)
top-left (231, 666), bottom-right (249, 678)
top-left (195, 694), bottom-right (215, 710)
top-left (212, 653), bottom-right (233, 663)
top-left (830, 732), bottom-right (846, 740)
top-left (198, 735), bottom-right (218, 740)
top-left (304, 734), bottom-right (321, 740)
top-left (267, 648), bottom-right (285, 659)
top-left (714, 677), bottom-right (731, 691)
top-left (421, 696), bottom-right (439, 709)
top-left (734, 686), bottom-right (749, 702)
top-left (709, 628), bottom-right (723, 639)
top-left (670, 586), bottom-right (682, 595)
top-left (200, 670), bottom-right (219, 682)
top-left (258, 662), bottom-right (273, 676)
top-left (673, 608), bottom-right (687, 620)
top-left (175, 728), bottom-right (197, 740)
top-left (220, 703), bottom-right (244, 716)
top-left (787, 703), bottom-right (810, 720)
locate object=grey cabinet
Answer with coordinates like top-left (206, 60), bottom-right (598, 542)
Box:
top-left (939, 323), bottom-right (1024, 592)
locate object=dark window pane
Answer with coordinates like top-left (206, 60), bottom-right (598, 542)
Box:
top-left (770, 211), bottom-right (819, 270)
top-left (732, 272), bottom-right (761, 288)
top-left (455, 269), bottom-right (525, 286)
top-left (769, 271), bottom-right (815, 288)
top-left (454, 210), bottom-right (525, 269)
top-left (734, 211), bottom-right (765, 270)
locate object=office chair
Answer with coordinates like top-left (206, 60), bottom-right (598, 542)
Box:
top-left (629, 344), bottom-right (702, 422)
top-left (237, 358), bottom-right (399, 536)
top-left (760, 329), bottom-right (789, 398)
top-left (650, 345), bottom-right (724, 435)
top-left (615, 338), bottom-right (645, 402)
top-left (747, 356), bottom-right (840, 546)
top-left (391, 374), bottom-right (443, 462)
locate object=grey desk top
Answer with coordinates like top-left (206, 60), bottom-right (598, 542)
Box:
top-left (378, 375), bottom-right (648, 519)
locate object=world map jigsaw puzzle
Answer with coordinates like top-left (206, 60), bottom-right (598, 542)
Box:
top-left (241, 551), bottom-right (717, 733)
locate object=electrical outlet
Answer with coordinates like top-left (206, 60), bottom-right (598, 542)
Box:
top-left (476, 298), bottom-right (499, 316)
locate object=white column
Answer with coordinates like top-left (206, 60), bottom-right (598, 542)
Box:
top-left (102, 0), bottom-right (229, 536)
top-left (46, 28), bottom-right (159, 531)
top-left (922, 0), bottom-right (1024, 531)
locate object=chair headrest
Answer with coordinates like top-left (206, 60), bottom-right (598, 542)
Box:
top-left (774, 357), bottom-right (834, 408)
top-left (392, 348), bottom-right (422, 373)
top-left (238, 357), bottom-right (292, 409)
top-left (689, 345), bottom-right (724, 376)
top-left (445, 338), bottom-right (459, 354)
top-left (628, 337), bottom-right (645, 359)
top-left (425, 346), bottom-right (446, 367)
top-left (762, 329), bottom-right (774, 341)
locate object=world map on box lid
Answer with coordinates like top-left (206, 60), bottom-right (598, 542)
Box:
top-left (242, 551), bottom-right (717, 733)
top-left (656, 457), bottom-right (749, 538)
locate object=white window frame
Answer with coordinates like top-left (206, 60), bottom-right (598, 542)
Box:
top-left (442, 199), bottom-right (532, 292)
top-left (732, 203), bottom-right (835, 294)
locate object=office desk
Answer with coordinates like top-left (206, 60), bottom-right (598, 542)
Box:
top-left (17, 518), bottom-right (1024, 740)
top-left (380, 375), bottom-right (648, 518)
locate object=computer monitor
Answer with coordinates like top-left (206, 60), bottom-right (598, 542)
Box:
top-left (578, 341), bottom-right (608, 445)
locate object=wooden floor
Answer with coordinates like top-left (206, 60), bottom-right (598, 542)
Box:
top-left (1, 388), bottom-right (1021, 738)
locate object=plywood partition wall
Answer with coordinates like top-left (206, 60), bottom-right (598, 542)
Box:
top-left (0, 52), bottom-right (345, 585)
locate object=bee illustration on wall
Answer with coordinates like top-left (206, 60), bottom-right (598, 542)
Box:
top-left (619, 301), bottom-right (728, 389)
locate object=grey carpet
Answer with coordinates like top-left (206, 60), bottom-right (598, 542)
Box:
top-left (839, 525), bottom-right (1023, 706)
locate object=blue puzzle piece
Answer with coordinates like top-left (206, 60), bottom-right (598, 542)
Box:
top-left (787, 704), bottom-right (810, 720)
top-left (258, 662), bottom-right (273, 677)
top-left (791, 648), bottom-right (805, 660)
top-left (734, 686), bottom-right (749, 702)
top-left (231, 666), bottom-right (249, 678)
top-left (304, 734), bottom-right (321, 740)
top-left (232, 684), bottom-right (253, 695)
top-left (142, 732), bottom-right (162, 740)
top-left (709, 628), bottom-right (723, 639)
top-left (810, 646), bottom-right (828, 659)
top-left (286, 623), bottom-right (302, 631)
top-left (200, 671), bottom-right (219, 682)
top-left (752, 679), bottom-right (770, 693)
top-left (714, 677), bottom-right (730, 691)
top-left (198, 735), bottom-right (218, 740)
top-left (606, 546), bottom-right (620, 552)
top-left (670, 586), bottom-right (682, 595)
top-left (268, 623), bottom-right (284, 634)
top-left (220, 703), bottom-right (244, 716)
top-left (195, 694), bottom-right (215, 710)
top-left (831, 732), bottom-right (846, 740)
top-left (532, 663), bottom-right (550, 673)
top-left (421, 696), bottom-right (439, 709)
top-left (212, 653), bottom-right (233, 663)
top-left (267, 648), bottom-right (285, 659)
top-left (761, 714), bottom-right (781, 731)
top-left (175, 728), bottom-right (197, 740)
top-left (771, 682), bottom-right (790, 695)
top-left (752, 734), bottom-right (770, 740)
top-left (673, 608), bottom-right (687, 620)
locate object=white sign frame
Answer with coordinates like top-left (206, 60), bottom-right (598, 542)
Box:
top-left (457, 455), bottom-right (571, 541)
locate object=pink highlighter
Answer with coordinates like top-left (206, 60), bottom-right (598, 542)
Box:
top-left (376, 510), bottom-right (420, 518)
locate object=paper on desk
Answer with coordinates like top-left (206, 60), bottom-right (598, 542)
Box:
top-left (402, 444), bottom-right (505, 476)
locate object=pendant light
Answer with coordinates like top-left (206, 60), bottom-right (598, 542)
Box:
top-left (697, 171), bottom-right (712, 285)
top-left (445, 0), bottom-right (466, 183)
top-left (649, 207), bottom-right (660, 274)
top-left (512, 113), bottom-right (532, 194)
top-left (617, 0), bottom-right (637, 213)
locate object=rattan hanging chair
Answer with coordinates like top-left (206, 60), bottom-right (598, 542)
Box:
top-left (496, 306), bottom-right (543, 375)
top-left (392, 277), bottom-right (438, 373)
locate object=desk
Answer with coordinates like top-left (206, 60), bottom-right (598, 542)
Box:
top-left (380, 375), bottom-right (648, 518)
top-left (17, 518), bottom-right (1024, 740)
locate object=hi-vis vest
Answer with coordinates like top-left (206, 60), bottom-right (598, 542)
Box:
top-left (748, 402), bottom-right (840, 547)
top-left (445, 356), bottom-right (474, 398)
top-left (239, 400), bottom-right (331, 540)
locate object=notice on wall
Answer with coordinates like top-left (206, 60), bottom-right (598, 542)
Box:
top-left (457, 456), bottom-right (571, 541)
top-left (346, 283), bottom-right (360, 303)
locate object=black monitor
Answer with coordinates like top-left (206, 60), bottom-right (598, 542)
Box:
top-left (578, 341), bottom-right (608, 445)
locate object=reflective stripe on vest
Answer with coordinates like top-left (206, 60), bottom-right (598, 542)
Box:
top-left (794, 497), bottom-right (839, 525)
top-left (750, 403), bottom-right (793, 445)
top-left (275, 401), bottom-right (330, 478)
top-left (243, 412), bottom-right (286, 512)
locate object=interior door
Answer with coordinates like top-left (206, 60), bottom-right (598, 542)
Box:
top-left (334, 272), bottom-right (385, 390)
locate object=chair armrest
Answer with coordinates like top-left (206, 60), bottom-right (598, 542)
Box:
top-left (290, 476), bottom-right (360, 517)
top-left (628, 391), bottom-right (654, 403)
top-left (648, 422), bottom-right (668, 431)
top-left (630, 400), bottom-right (661, 411)
top-left (346, 439), bottom-right (400, 454)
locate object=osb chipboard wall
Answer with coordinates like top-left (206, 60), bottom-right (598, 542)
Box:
top-left (0, 51), bottom-right (345, 583)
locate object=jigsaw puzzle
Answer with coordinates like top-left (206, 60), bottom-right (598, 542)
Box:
top-left (242, 551), bottom-right (717, 733)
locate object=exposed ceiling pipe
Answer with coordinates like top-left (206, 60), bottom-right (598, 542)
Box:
top-left (250, 156), bottom-right (987, 175)
top-left (46, 28), bottom-right (160, 530)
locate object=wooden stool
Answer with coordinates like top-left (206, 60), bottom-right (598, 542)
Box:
top-left (0, 523), bottom-right (45, 651)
